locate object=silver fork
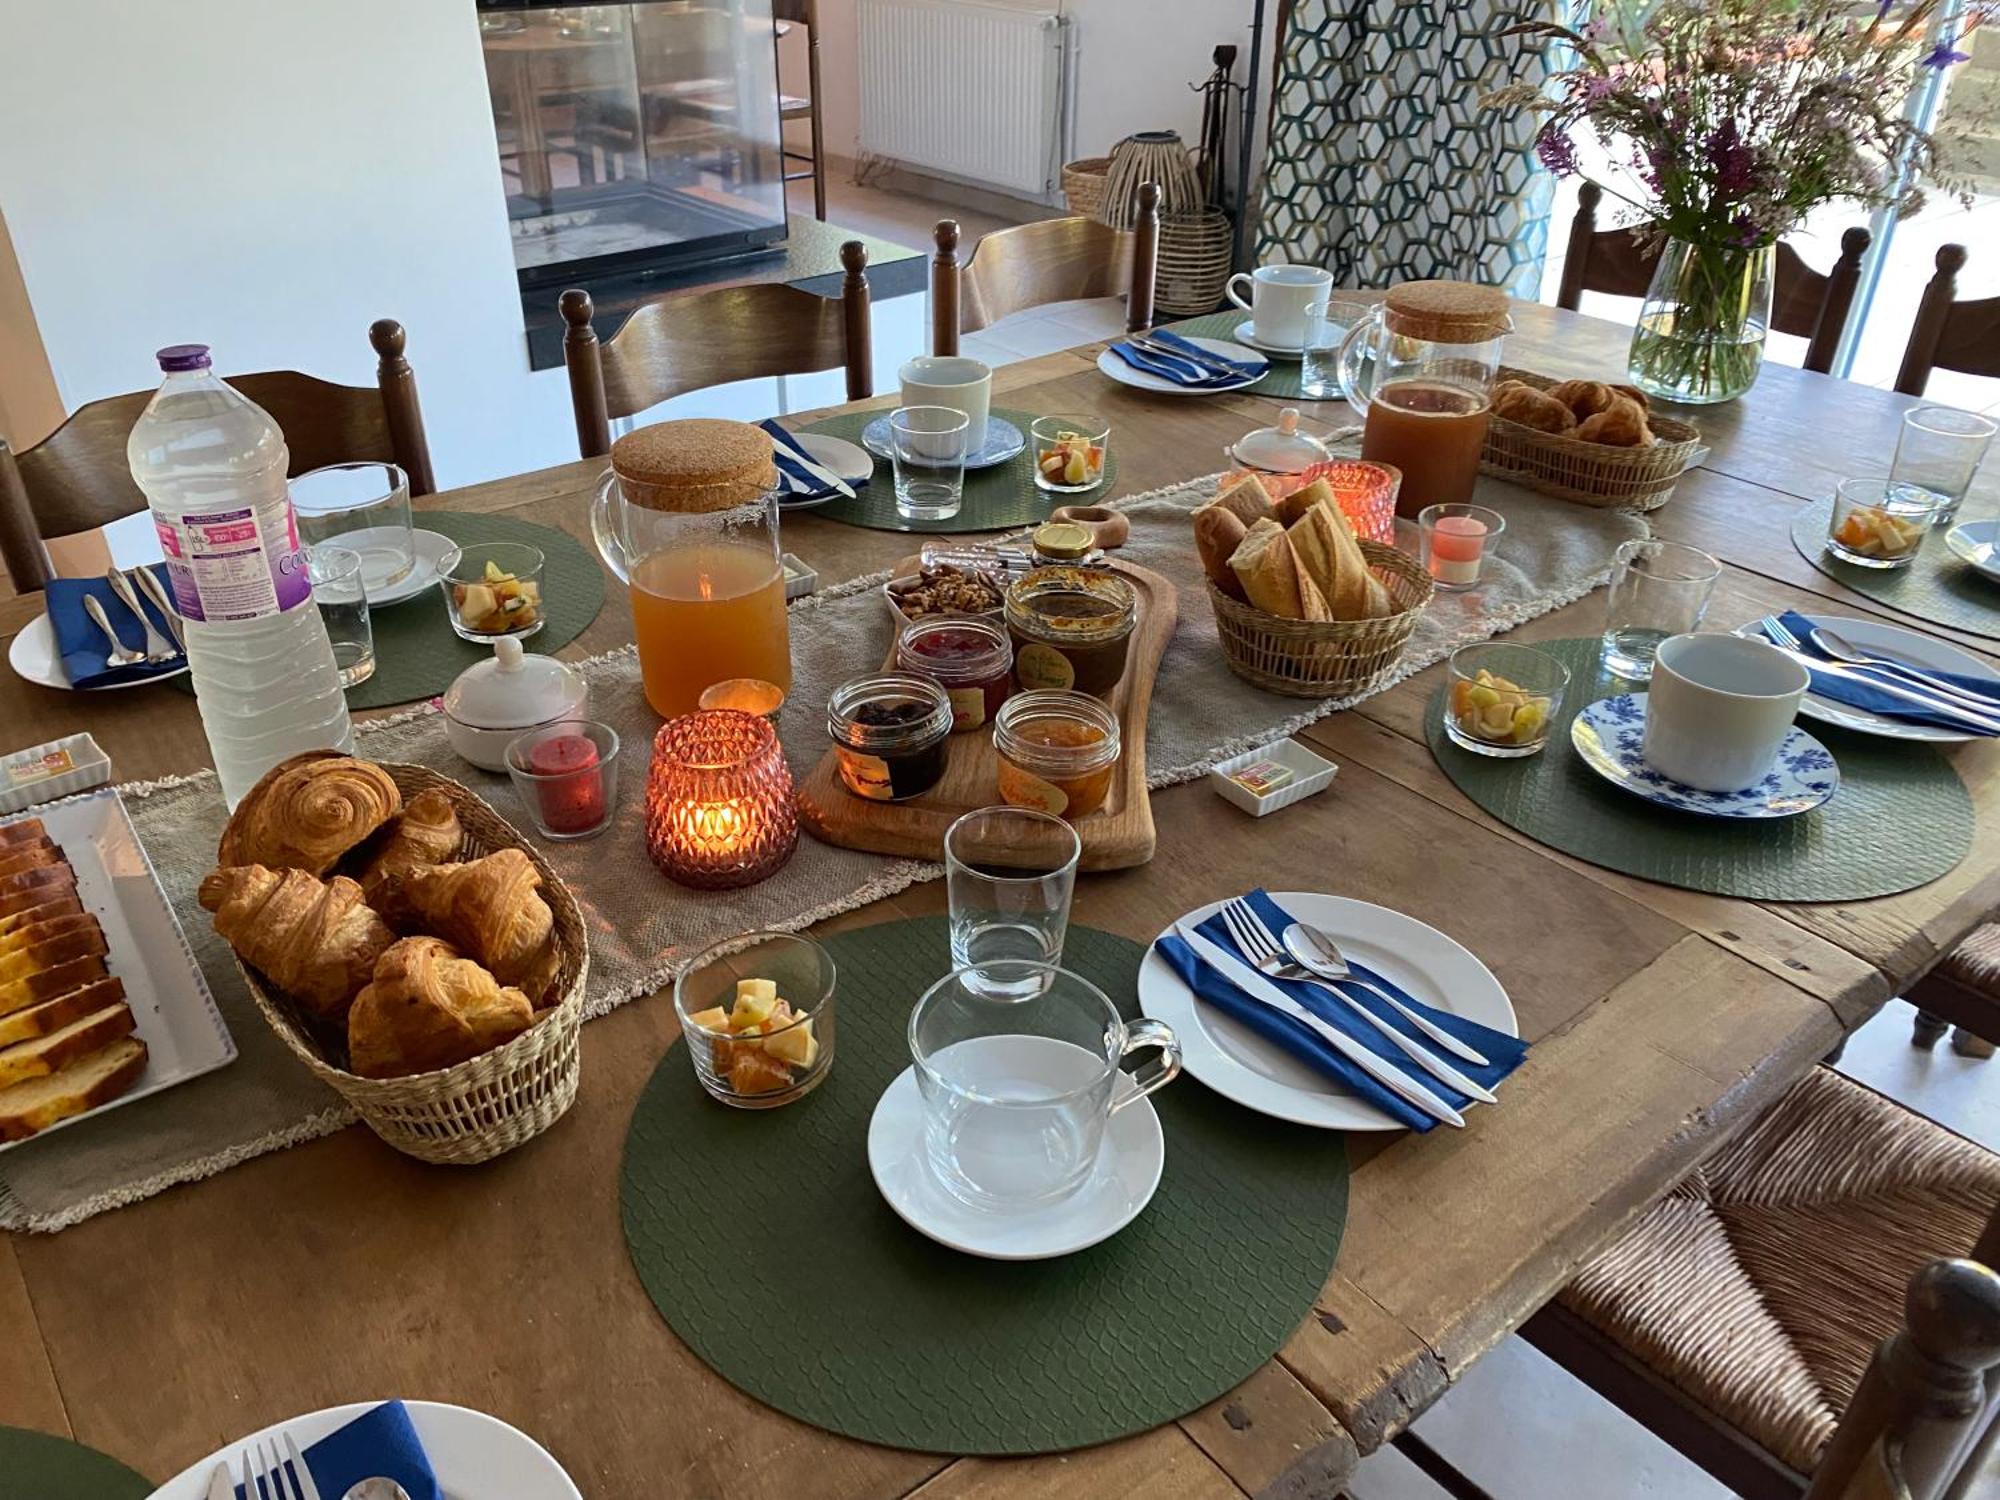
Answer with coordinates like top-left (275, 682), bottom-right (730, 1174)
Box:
top-left (129, 565), bottom-right (187, 650)
top-left (243, 1434), bottom-right (317, 1500)
top-left (1216, 897), bottom-right (1496, 1103)
top-left (82, 595), bottom-right (146, 670)
top-left (104, 568), bottom-right (178, 662)
top-left (1128, 335), bottom-right (1242, 382)
top-left (1761, 616), bottom-right (2000, 730)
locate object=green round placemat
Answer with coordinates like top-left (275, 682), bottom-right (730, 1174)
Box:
top-left (1425, 637), bottom-right (1972, 900)
top-left (1790, 497), bottom-right (2000, 642)
top-left (1160, 311), bottom-right (1326, 403)
top-left (620, 917), bottom-right (1349, 1455)
top-left (797, 407), bottom-right (1119, 533)
top-left (0, 1427), bottom-right (152, 1499)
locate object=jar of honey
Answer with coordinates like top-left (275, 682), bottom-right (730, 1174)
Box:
top-left (1003, 567), bottom-right (1137, 698)
top-left (993, 690), bottom-right (1121, 820)
top-left (894, 616), bottom-right (1012, 732)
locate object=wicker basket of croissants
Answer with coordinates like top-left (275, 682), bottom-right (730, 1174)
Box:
top-left (199, 751), bottom-right (587, 1164)
top-left (1481, 368), bottom-right (1704, 511)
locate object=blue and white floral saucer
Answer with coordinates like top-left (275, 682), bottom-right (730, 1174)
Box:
top-left (1569, 693), bottom-right (1839, 819)
top-left (860, 415), bottom-right (1026, 471)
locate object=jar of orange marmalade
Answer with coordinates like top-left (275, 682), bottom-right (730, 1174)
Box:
top-left (993, 690), bottom-right (1121, 820)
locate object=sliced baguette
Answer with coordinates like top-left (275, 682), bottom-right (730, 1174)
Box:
top-left (0, 867), bottom-right (76, 920)
top-left (0, 912), bottom-right (102, 971)
top-left (0, 840), bottom-right (61, 883)
top-left (0, 1003), bottom-right (136, 1090)
top-left (0, 977), bottom-right (127, 1050)
top-left (0, 955), bottom-right (109, 1019)
top-left (1210, 474), bottom-right (1275, 528)
top-left (0, 893), bottom-right (85, 940)
top-left (1229, 518), bottom-right (1307, 618)
top-left (0, 818), bottom-right (45, 849)
top-left (0, 1036), bottom-right (148, 1142)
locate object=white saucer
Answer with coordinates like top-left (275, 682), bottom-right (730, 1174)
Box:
top-left (365, 527), bottom-right (455, 606)
top-left (1733, 613), bottom-right (1999, 744)
top-left (1946, 519), bottom-right (2000, 582)
top-left (1231, 319), bottom-right (1307, 359)
top-left (6, 611), bottom-right (189, 692)
top-left (1570, 693), bottom-right (1838, 818)
top-left (1097, 336), bottom-right (1269, 396)
top-left (867, 1060), bottom-right (1163, 1260)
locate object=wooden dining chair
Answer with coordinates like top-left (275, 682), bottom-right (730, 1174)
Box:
top-left (1557, 181), bottom-right (1870, 376)
top-left (929, 182), bottom-right (1161, 357)
top-left (1909, 922), bottom-right (2000, 1060)
top-left (560, 240), bottom-right (872, 460)
top-left (1518, 1067), bottom-right (2000, 1500)
top-left (1895, 244), bottom-right (2000, 397)
top-left (0, 319), bottom-right (435, 595)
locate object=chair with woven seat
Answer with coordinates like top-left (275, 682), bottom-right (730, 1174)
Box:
top-left (1557, 181), bottom-right (1870, 375)
top-left (0, 320), bottom-right (434, 595)
top-left (1521, 1066), bottom-right (2000, 1499)
top-left (1895, 244), bottom-right (2000, 397)
top-left (929, 182), bottom-right (1161, 357)
top-left (560, 239), bottom-right (872, 459)
top-left (1909, 922), bottom-right (2000, 1060)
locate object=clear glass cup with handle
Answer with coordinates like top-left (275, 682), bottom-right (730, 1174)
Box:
top-left (290, 462), bottom-right (414, 596)
top-left (1600, 538), bottom-right (1721, 680)
top-left (305, 545), bottom-right (373, 688)
top-left (889, 405), bottom-right (970, 522)
top-left (1890, 405), bottom-right (1996, 526)
top-left (909, 963), bottom-right (1180, 1211)
top-left (944, 807), bottom-right (1081, 999)
top-left (1299, 294), bottom-right (1373, 401)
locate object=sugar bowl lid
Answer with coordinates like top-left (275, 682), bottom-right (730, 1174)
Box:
top-left (1229, 408), bottom-right (1335, 473)
top-left (444, 637), bottom-right (587, 729)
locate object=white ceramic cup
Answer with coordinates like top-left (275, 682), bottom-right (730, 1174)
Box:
top-left (1226, 263), bottom-right (1335, 349)
top-left (1642, 633), bottom-right (1809, 793)
top-left (899, 355), bottom-right (992, 450)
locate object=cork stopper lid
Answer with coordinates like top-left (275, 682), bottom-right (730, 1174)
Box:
top-left (1383, 281), bottom-right (1511, 343)
top-left (610, 418), bottom-right (778, 513)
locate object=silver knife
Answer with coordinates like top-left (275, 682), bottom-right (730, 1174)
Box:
top-left (130, 565), bottom-right (186, 650)
top-left (205, 1460), bottom-right (235, 1500)
top-left (104, 568), bottom-right (179, 662)
top-left (1765, 641), bottom-right (2000, 732)
top-left (1279, 969), bottom-right (1497, 1103)
top-left (770, 435), bottom-right (856, 500)
top-left (1174, 921), bottom-right (1466, 1128)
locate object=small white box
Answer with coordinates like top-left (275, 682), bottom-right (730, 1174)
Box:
top-left (781, 553), bottom-right (819, 601)
top-left (1208, 738), bottom-right (1339, 817)
top-left (0, 733), bottom-right (112, 815)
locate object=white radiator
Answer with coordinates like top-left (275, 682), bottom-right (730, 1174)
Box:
top-left (857, 0), bottom-right (1071, 200)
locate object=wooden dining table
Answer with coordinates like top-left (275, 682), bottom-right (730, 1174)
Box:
top-left (1, 301), bottom-right (1994, 1499)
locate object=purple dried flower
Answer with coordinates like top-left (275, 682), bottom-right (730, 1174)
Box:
top-left (1921, 37), bottom-right (1971, 67)
top-left (1708, 120), bottom-right (1758, 194)
top-left (1536, 128), bottom-right (1582, 175)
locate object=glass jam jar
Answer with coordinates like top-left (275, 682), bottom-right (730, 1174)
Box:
top-left (895, 616), bottom-right (1012, 733)
top-left (993, 690), bottom-right (1121, 820)
top-left (826, 674), bottom-right (952, 802)
top-left (1003, 567), bottom-right (1137, 698)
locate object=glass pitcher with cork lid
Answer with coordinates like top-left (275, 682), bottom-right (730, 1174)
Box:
top-left (1337, 280), bottom-right (1512, 517)
top-left (592, 418), bottom-right (792, 718)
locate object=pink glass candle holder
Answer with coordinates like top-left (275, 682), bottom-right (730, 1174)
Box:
top-left (646, 710), bottom-right (800, 889)
top-left (1418, 503), bottom-right (1505, 591)
top-left (1295, 459), bottom-right (1400, 544)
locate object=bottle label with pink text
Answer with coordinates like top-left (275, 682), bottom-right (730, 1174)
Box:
top-left (156, 496), bottom-right (313, 623)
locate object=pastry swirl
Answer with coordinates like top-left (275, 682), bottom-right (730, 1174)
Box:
top-left (218, 752), bottom-right (402, 876)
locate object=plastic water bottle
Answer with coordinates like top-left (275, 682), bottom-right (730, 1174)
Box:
top-left (127, 345), bottom-right (352, 808)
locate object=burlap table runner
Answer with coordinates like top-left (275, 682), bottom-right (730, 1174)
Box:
top-left (0, 469), bottom-right (1644, 1231)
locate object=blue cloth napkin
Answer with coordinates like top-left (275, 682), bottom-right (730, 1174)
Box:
top-left (235, 1400), bottom-right (440, 1500)
top-left (44, 564), bottom-right (182, 689)
top-left (1108, 329), bottom-right (1265, 388)
top-left (1153, 889), bottom-right (1528, 1132)
top-left (759, 418), bottom-right (865, 504)
top-left (1769, 611), bottom-right (2000, 736)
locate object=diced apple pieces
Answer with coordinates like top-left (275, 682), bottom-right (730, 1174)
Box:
top-left (1449, 669), bottom-right (1552, 747)
top-left (453, 561), bottom-right (542, 633)
top-left (696, 976), bottom-right (820, 1092)
top-left (1834, 505), bottom-right (1924, 559)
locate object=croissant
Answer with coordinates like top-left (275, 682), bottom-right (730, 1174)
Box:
top-left (347, 937), bottom-right (534, 1079)
top-left (198, 864), bottom-right (396, 1019)
top-left (1492, 382), bottom-right (1578, 435)
top-left (1545, 379), bottom-right (1620, 420)
top-left (1609, 382), bottom-right (1651, 412)
top-left (353, 790), bottom-right (463, 903)
top-left (384, 849), bottom-right (559, 1003)
top-left (1575, 396), bottom-right (1655, 448)
top-left (218, 752), bottom-right (402, 876)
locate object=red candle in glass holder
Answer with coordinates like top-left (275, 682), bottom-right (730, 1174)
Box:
top-left (527, 732), bottom-right (606, 835)
top-left (646, 710), bottom-right (799, 889)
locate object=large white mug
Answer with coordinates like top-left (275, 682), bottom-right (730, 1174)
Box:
top-left (1643, 633), bottom-right (1809, 793)
top-left (899, 355), bottom-right (991, 450)
top-left (1226, 263), bottom-right (1334, 349)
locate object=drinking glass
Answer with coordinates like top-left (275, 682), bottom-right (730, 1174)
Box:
top-left (908, 963), bottom-right (1179, 1211)
top-left (306, 545), bottom-right (373, 688)
top-left (1418, 502), bottom-right (1505, 591)
top-left (440, 541), bottom-right (545, 642)
top-left (1029, 415), bottom-right (1109, 493)
top-left (944, 806), bottom-right (1081, 997)
top-left (674, 931), bottom-right (835, 1109)
top-left (889, 405), bottom-right (970, 522)
top-left (291, 462), bottom-right (414, 596)
top-left (506, 719), bottom-right (620, 840)
top-left (1299, 294), bottom-right (1372, 401)
top-left (1891, 405), bottom-right (1996, 525)
top-left (1444, 642), bottom-right (1568, 759)
top-left (1600, 539), bottom-right (1721, 680)
top-left (1826, 478), bottom-right (1942, 570)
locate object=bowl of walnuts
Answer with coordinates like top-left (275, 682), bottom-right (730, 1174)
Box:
top-left (1480, 367), bottom-right (1706, 511)
top-left (883, 562), bottom-right (1007, 625)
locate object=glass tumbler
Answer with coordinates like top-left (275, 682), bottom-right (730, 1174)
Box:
top-left (306, 545), bottom-right (374, 688)
top-left (291, 462), bottom-right (414, 596)
top-left (889, 405), bottom-right (970, 522)
top-left (1030, 415), bottom-right (1109, 493)
top-left (1891, 406), bottom-right (1996, 526)
top-left (440, 541), bottom-right (545, 642)
top-left (909, 963), bottom-right (1180, 1211)
top-left (1299, 294), bottom-right (1372, 401)
top-left (944, 806), bottom-right (1082, 998)
top-left (506, 719), bottom-right (620, 840)
top-left (1827, 478), bottom-right (1942, 570)
top-left (1600, 539), bottom-right (1721, 680)
top-left (1445, 642), bottom-right (1569, 759)
top-left (674, 931), bottom-right (835, 1109)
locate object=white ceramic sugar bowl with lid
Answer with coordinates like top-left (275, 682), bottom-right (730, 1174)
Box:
top-left (1226, 407), bottom-right (1337, 474)
top-left (442, 637), bottom-right (590, 773)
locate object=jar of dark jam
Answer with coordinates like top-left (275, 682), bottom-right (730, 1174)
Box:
top-left (826, 674), bottom-right (952, 802)
top-left (895, 616), bottom-right (1013, 732)
top-left (1003, 567), bottom-right (1137, 698)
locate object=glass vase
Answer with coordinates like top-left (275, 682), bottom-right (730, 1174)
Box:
top-left (1626, 238), bottom-right (1774, 406)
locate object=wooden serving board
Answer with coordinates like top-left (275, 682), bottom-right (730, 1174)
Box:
top-left (796, 558), bottom-right (1178, 871)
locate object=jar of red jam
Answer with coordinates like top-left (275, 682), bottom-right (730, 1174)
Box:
top-left (993, 690), bottom-right (1121, 820)
top-left (895, 616), bottom-right (1013, 732)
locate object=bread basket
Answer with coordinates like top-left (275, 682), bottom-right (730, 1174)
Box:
top-left (1480, 365), bottom-right (1706, 511)
top-left (234, 763), bottom-right (587, 1165)
top-left (1208, 541), bottom-right (1434, 698)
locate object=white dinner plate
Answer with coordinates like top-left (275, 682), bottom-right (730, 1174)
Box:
top-left (1137, 891), bottom-right (1515, 1131)
top-left (8, 612), bottom-right (189, 692)
top-left (1945, 519), bottom-right (2000, 583)
top-left (147, 1400), bottom-right (582, 1499)
top-left (0, 788), bottom-right (234, 1154)
top-left (1231, 319), bottom-right (1307, 359)
top-left (867, 1058), bottom-right (1163, 1260)
top-left (365, 527), bottom-right (457, 606)
top-left (1096, 336), bottom-right (1269, 396)
top-left (1732, 614), bottom-right (1999, 744)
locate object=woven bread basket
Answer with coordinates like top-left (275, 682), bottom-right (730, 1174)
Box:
top-left (234, 762), bottom-right (587, 1164)
top-left (1061, 156), bottom-right (1110, 217)
top-left (1208, 541), bottom-right (1434, 698)
top-left (1480, 365), bottom-right (1704, 511)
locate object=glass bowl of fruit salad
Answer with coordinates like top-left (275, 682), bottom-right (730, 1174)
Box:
top-left (1031, 416), bottom-right (1110, 494)
top-left (674, 931), bottom-right (836, 1109)
top-left (1827, 478), bottom-right (1942, 570)
top-left (440, 542), bottom-right (546, 641)
top-left (1445, 642), bottom-right (1569, 759)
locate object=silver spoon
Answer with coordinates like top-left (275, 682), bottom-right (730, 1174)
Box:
top-left (1809, 625), bottom-right (2000, 715)
top-left (1280, 922), bottom-right (1492, 1067)
top-left (343, 1481), bottom-right (412, 1500)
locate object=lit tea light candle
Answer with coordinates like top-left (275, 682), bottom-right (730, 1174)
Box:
top-left (698, 677), bottom-right (786, 719)
top-left (1418, 504), bottom-right (1506, 592)
top-left (646, 710), bottom-right (800, 889)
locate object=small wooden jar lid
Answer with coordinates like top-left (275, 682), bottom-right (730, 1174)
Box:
top-left (1383, 281), bottom-right (1511, 343)
top-left (610, 418), bottom-right (777, 513)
